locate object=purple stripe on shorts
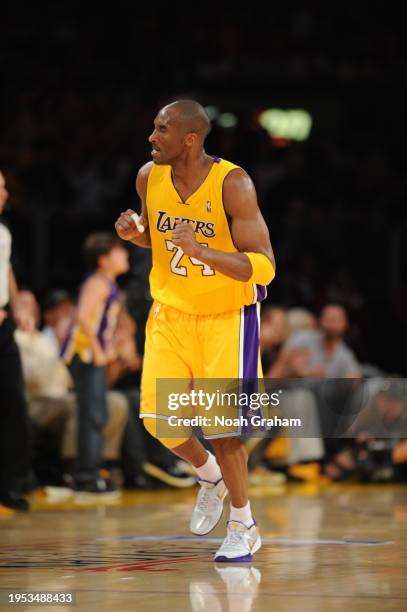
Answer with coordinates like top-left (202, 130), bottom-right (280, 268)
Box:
top-left (241, 304), bottom-right (264, 434)
top-left (256, 284), bottom-right (267, 302)
top-left (243, 304), bottom-right (259, 379)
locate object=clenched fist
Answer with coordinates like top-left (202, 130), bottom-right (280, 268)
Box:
top-left (115, 209), bottom-right (148, 242)
top-left (172, 221), bottom-right (201, 257)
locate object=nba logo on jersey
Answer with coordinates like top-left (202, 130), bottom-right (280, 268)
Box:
top-left (206, 201), bottom-right (212, 212)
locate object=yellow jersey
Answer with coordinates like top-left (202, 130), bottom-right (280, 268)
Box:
top-left (146, 156), bottom-right (267, 315)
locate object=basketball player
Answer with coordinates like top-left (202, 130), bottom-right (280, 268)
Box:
top-left (115, 101), bottom-right (275, 561)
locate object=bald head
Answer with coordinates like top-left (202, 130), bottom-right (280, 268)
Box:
top-left (163, 100), bottom-right (211, 140)
top-left (149, 100), bottom-right (211, 164)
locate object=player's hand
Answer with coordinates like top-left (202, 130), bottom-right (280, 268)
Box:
top-left (172, 222), bottom-right (201, 257)
top-left (115, 209), bottom-right (148, 242)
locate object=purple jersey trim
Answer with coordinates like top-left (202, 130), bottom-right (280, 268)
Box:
top-left (256, 284), bottom-right (267, 302)
top-left (243, 304), bottom-right (259, 379)
top-left (241, 304), bottom-right (265, 434)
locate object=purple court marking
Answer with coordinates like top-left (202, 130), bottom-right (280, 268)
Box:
top-left (96, 535), bottom-right (393, 546)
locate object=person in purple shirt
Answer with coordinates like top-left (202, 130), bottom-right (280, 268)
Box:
top-left (62, 233), bottom-right (129, 497)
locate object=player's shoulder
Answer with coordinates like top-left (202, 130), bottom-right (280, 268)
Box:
top-left (222, 164), bottom-right (256, 203)
top-left (135, 161), bottom-right (155, 198)
top-left (221, 160), bottom-right (253, 190)
top-left (136, 161), bottom-right (154, 184)
top-left (137, 161), bottom-right (154, 179)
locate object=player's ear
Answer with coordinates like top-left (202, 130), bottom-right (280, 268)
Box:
top-left (185, 132), bottom-right (197, 148)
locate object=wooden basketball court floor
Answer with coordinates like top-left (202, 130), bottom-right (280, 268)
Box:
top-left (0, 482), bottom-right (406, 611)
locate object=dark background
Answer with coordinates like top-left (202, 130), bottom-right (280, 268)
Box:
top-left (2, 2), bottom-right (406, 373)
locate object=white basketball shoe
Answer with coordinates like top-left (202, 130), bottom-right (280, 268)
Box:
top-left (190, 478), bottom-right (228, 536)
top-left (214, 520), bottom-right (262, 562)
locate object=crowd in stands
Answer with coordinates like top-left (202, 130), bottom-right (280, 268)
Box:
top-left (1, 5), bottom-right (406, 511)
top-left (2, 3), bottom-right (406, 374)
top-left (3, 252), bottom-right (405, 512)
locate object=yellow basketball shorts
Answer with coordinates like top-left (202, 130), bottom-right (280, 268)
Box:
top-left (140, 300), bottom-right (263, 448)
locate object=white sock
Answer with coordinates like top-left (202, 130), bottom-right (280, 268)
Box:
top-left (230, 502), bottom-right (254, 528)
top-left (194, 451), bottom-right (222, 483)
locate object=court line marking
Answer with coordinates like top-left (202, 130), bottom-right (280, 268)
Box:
top-left (80, 555), bottom-right (213, 572)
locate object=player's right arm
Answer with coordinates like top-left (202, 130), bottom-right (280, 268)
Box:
top-left (115, 162), bottom-right (153, 248)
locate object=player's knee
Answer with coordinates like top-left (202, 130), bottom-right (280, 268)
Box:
top-left (211, 436), bottom-right (243, 455)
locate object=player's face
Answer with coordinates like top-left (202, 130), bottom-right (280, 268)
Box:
top-left (0, 172), bottom-right (9, 213)
top-left (320, 306), bottom-right (348, 339)
top-left (148, 110), bottom-right (187, 165)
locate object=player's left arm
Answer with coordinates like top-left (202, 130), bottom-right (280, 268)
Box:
top-left (172, 168), bottom-right (275, 282)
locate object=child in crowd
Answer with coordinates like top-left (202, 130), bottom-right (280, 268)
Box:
top-left (62, 233), bottom-right (129, 496)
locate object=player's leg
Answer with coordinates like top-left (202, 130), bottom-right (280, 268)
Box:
top-left (143, 417), bottom-right (227, 538)
top-left (200, 304), bottom-right (262, 561)
top-left (210, 437), bottom-right (248, 508)
top-left (210, 436), bottom-right (260, 562)
top-left (172, 436), bottom-right (227, 535)
top-left (140, 302), bottom-right (226, 534)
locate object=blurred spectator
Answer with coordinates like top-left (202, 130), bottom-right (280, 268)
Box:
top-left (107, 305), bottom-right (141, 388)
top-left (260, 306), bottom-right (289, 375)
top-left (259, 304), bottom-right (324, 475)
top-left (42, 289), bottom-right (75, 353)
top-left (286, 307), bottom-right (316, 336)
top-left (272, 304), bottom-right (361, 378)
top-left (272, 304), bottom-right (362, 480)
top-left (61, 233), bottom-right (129, 497)
top-left (324, 379), bottom-right (407, 482)
top-left (14, 290), bottom-right (129, 486)
top-left (348, 379), bottom-right (407, 439)
top-left (107, 304), bottom-right (196, 489)
top-left (0, 172), bottom-right (33, 513)
top-left (262, 304), bottom-right (361, 477)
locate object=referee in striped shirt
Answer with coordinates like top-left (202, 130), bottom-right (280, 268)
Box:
top-left (0, 171), bottom-right (34, 512)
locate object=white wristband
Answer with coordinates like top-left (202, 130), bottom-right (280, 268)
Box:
top-left (131, 213), bottom-right (145, 233)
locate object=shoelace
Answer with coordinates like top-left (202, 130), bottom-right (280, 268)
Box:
top-left (197, 487), bottom-right (216, 512)
top-left (222, 529), bottom-right (248, 548)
